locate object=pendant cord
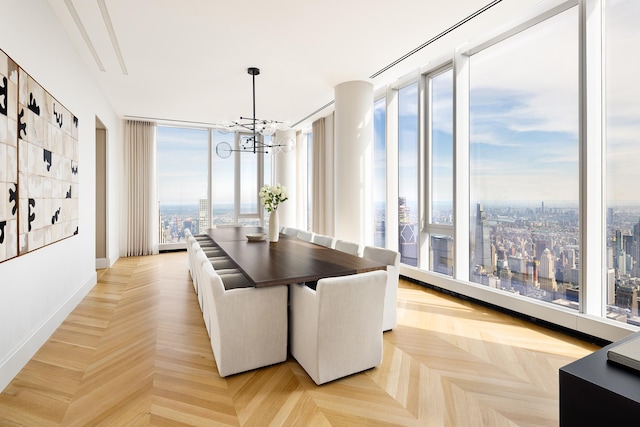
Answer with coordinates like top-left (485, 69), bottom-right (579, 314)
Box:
top-left (252, 70), bottom-right (257, 153)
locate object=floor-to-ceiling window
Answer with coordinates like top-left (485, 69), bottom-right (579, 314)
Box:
top-left (212, 130), bottom-right (235, 225)
top-left (468, 6), bottom-right (579, 306)
top-left (157, 126), bottom-right (209, 243)
top-left (605, 0), bottom-right (640, 324)
top-left (373, 97), bottom-right (387, 247)
top-left (158, 127), bottom-right (270, 236)
top-left (426, 67), bottom-right (454, 276)
top-left (362, 0), bottom-right (636, 339)
top-left (398, 82), bottom-right (419, 266)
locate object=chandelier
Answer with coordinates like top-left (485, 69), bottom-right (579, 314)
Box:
top-left (215, 67), bottom-right (292, 158)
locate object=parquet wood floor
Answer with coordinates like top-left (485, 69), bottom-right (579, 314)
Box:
top-left (0, 252), bottom-right (600, 426)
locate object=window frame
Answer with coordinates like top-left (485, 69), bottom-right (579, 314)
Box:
top-left (156, 124), bottom-right (210, 251)
top-left (422, 62), bottom-right (455, 276)
top-left (371, 0), bottom-right (631, 339)
top-left (395, 78), bottom-right (421, 267)
top-left (373, 94), bottom-right (388, 247)
top-left (461, 0), bottom-right (583, 308)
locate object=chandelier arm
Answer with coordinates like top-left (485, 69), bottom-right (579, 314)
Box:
top-left (235, 123), bottom-right (256, 131)
top-left (214, 67), bottom-right (292, 159)
top-left (238, 117), bottom-right (282, 124)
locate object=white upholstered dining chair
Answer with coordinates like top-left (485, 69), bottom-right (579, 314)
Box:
top-left (185, 235), bottom-right (197, 285)
top-left (362, 246), bottom-right (401, 331)
top-left (194, 248), bottom-right (250, 309)
top-left (334, 239), bottom-right (360, 256)
top-left (289, 270), bottom-right (387, 385)
top-left (188, 230), bottom-right (218, 247)
top-left (297, 230), bottom-right (315, 242)
top-left (187, 237), bottom-right (226, 293)
top-left (280, 226), bottom-right (299, 236)
top-left (200, 263), bottom-right (288, 377)
top-left (312, 233), bottom-right (336, 249)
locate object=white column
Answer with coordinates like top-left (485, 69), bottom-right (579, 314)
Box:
top-left (274, 129), bottom-right (296, 228)
top-left (334, 80), bottom-right (373, 243)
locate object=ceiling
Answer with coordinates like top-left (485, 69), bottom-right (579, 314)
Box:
top-left (46, 0), bottom-right (540, 131)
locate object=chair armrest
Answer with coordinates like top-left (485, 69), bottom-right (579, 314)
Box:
top-left (290, 283), bottom-right (320, 377)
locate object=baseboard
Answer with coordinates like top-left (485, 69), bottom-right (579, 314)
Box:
top-left (96, 255), bottom-right (119, 269)
top-left (159, 242), bottom-right (186, 252)
top-left (0, 271), bottom-right (97, 392)
top-left (96, 258), bottom-right (110, 269)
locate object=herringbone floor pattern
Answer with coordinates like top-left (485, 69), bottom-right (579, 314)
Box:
top-left (0, 252), bottom-right (599, 426)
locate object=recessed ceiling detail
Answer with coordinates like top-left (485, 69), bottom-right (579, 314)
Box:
top-left (97, 0), bottom-right (128, 75)
top-left (64, 0), bottom-right (105, 72)
top-left (48, 0), bottom-right (542, 130)
top-left (369, 0), bottom-right (504, 79)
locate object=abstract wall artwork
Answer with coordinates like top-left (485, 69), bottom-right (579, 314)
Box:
top-left (0, 48), bottom-right (78, 263)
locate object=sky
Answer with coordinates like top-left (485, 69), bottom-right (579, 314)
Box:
top-left (398, 82), bottom-right (419, 210)
top-left (469, 6), bottom-right (579, 206)
top-left (158, 1), bottom-right (640, 211)
top-left (157, 126), bottom-right (272, 207)
top-left (431, 69), bottom-right (453, 211)
top-left (157, 126), bottom-right (208, 205)
top-left (606, 0), bottom-right (640, 204)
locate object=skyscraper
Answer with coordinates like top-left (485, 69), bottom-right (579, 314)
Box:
top-left (538, 248), bottom-right (558, 292)
top-left (474, 203), bottom-right (492, 273)
top-left (398, 197), bottom-right (410, 224)
top-left (614, 229), bottom-right (623, 256)
top-left (539, 248), bottom-right (556, 280)
top-left (430, 235), bottom-right (453, 276)
top-left (615, 285), bottom-right (638, 316)
top-left (633, 218), bottom-right (640, 268)
top-left (198, 199), bottom-right (208, 234)
top-left (398, 197), bottom-right (418, 266)
top-left (536, 239), bottom-right (548, 260)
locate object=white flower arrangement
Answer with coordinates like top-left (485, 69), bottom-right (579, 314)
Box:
top-left (259, 183), bottom-right (288, 212)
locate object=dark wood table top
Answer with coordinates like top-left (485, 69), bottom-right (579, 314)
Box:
top-left (207, 226), bottom-right (266, 242)
top-left (206, 227), bottom-right (386, 287)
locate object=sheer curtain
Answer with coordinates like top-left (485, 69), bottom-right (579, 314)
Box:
top-left (312, 117), bottom-right (327, 235)
top-left (125, 120), bottom-right (158, 256)
top-left (295, 130), bottom-right (306, 229)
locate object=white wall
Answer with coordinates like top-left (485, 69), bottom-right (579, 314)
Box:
top-left (0, 0), bottom-right (123, 391)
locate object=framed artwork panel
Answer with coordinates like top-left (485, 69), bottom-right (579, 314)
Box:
top-left (0, 48), bottom-right (79, 263)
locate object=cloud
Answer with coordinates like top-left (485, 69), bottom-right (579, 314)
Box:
top-left (466, 7), bottom-right (582, 203)
top-left (430, 69), bottom-right (454, 134)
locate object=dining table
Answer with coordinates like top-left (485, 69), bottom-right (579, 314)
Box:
top-left (206, 226), bottom-right (386, 287)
